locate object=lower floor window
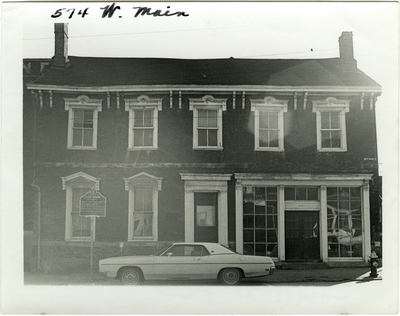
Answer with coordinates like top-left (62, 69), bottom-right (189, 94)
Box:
top-left (243, 186), bottom-right (278, 257)
top-left (133, 187), bottom-right (154, 238)
top-left (327, 187), bottom-right (363, 258)
top-left (71, 187), bottom-right (91, 238)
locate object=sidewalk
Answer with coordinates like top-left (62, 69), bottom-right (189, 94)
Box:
top-left (24, 267), bottom-right (382, 286)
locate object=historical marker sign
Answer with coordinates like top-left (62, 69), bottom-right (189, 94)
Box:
top-left (80, 190), bottom-right (107, 217)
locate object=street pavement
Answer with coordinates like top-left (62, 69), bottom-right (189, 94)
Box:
top-left (24, 267), bottom-right (382, 286)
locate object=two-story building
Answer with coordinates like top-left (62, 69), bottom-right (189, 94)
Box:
top-left (24, 23), bottom-right (381, 272)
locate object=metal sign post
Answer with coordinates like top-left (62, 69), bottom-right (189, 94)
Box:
top-left (79, 189), bottom-right (107, 282)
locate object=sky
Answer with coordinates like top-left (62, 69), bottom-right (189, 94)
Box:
top-left (2, 1), bottom-right (400, 314)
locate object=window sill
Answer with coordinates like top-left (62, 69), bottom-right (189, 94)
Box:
top-left (318, 148), bottom-right (347, 153)
top-left (128, 147), bottom-right (158, 151)
top-left (67, 146), bottom-right (97, 151)
top-left (255, 148), bottom-right (284, 152)
top-left (193, 147), bottom-right (223, 151)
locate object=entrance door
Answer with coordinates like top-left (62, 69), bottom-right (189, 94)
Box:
top-left (194, 192), bottom-right (218, 242)
top-left (285, 211), bottom-right (320, 261)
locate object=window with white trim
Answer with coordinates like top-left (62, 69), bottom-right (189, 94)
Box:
top-left (125, 95), bottom-right (163, 150)
top-left (189, 95), bottom-right (227, 150)
top-left (312, 97), bottom-right (349, 152)
top-left (250, 96), bottom-right (287, 151)
top-left (124, 172), bottom-right (162, 241)
top-left (64, 95), bottom-right (103, 150)
top-left (61, 172), bottom-right (101, 241)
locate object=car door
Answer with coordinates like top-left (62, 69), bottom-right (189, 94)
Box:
top-left (153, 245), bottom-right (203, 279)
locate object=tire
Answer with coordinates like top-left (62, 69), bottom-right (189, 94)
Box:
top-left (219, 268), bottom-right (242, 285)
top-left (120, 267), bottom-right (143, 285)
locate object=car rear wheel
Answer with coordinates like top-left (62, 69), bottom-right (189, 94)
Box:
top-left (120, 267), bottom-right (143, 285)
top-left (219, 268), bottom-right (242, 285)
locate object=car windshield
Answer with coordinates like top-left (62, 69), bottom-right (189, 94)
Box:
top-left (154, 243), bottom-right (173, 256)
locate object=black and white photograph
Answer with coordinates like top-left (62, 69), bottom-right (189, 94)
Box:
top-left (2, 1), bottom-right (399, 314)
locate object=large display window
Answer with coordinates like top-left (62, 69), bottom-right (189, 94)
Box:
top-left (327, 187), bottom-right (363, 257)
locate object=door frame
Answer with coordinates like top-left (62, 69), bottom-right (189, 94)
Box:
top-left (180, 173), bottom-right (231, 246)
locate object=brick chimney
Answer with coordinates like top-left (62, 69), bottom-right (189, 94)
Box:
top-left (338, 31), bottom-right (357, 69)
top-left (52, 23), bottom-right (70, 68)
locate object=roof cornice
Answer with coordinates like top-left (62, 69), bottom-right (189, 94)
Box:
top-left (26, 84), bottom-right (382, 94)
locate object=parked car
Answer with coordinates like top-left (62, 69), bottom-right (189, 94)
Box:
top-left (99, 242), bottom-right (275, 285)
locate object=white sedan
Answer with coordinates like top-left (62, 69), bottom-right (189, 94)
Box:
top-left (99, 242), bottom-right (275, 285)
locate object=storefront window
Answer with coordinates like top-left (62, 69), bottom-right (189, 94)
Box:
top-left (327, 187), bottom-right (363, 258)
top-left (243, 186), bottom-right (278, 257)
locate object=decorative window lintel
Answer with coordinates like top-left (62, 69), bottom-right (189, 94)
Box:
top-left (124, 95), bottom-right (163, 111)
top-left (123, 172), bottom-right (163, 191)
top-left (61, 172), bottom-right (100, 190)
top-left (312, 97), bottom-right (350, 113)
top-left (189, 95), bottom-right (227, 111)
top-left (64, 95), bottom-right (103, 111)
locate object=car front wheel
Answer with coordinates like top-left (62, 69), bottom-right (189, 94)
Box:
top-left (219, 268), bottom-right (242, 285)
top-left (120, 267), bottom-right (143, 285)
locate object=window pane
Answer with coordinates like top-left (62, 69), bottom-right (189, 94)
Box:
top-left (196, 205), bottom-right (216, 226)
top-left (73, 128), bottom-right (83, 146)
top-left (134, 110), bottom-right (144, 127)
top-left (267, 230), bottom-right (278, 243)
top-left (134, 188), bottom-right (153, 212)
top-left (297, 188), bottom-right (307, 200)
top-left (143, 129), bottom-right (153, 146)
top-left (255, 230), bottom-right (266, 242)
top-left (143, 110), bottom-right (153, 127)
top-left (259, 112), bottom-right (269, 128)
top-left (83, 129), bottom-right (93, 146)
top-left (73, 109), bottom-right (84, 127)
top-left (259, 130), bottom-right (269, 147)
top-left (321, 131), bottom-right (331, 148)
top-left (133, 212), bottom-right (153, 237)
top-left (243, 215), bottom-right (254, 228)
top-left (72, 214), bottom-right (91, 237)
top-left (267, 215), bottom-right (277, 228)
top-left (331, 131), bottom-right (341, 148)
top-left (208, 110), bottom-right (218, 127)
top-left (269, 130), bottom-right (279, 147)
top-left (243, 229), bottom-right (254, 242)
top-left (285, 187), bottom-right (295, 200)
top-left (198, 129), bottom-right (207, 146)
top-left (255, 244), bottom-right (266, 256)
top-left (330, 112), bottom-right (340, 129)
top-left (198, 110), bottom-right (207, 127)
top-left (243, 202), bottom-right (254, 214)
top-left (321, 112), bottom-right (330, 129)
top-left (133, 130), bottom-right (144, 146)
top-left (350, 187), bottom-right (361, 200)
top-left (327, 187), bottom-right (338, 200)
top-left (269, 112), bottom-right (279, 129)
top-left (307, 188), bottom-right (319, 200)
top-left (255, 215), bottom-right (266, 228)
top-left (266, 201), bottom-right (277, 214)
top-left (83, 110), bottom-right (93, 128)
top-left (208, 129), bottom-right (218, 146)
top-left (267, 187), bottom-right (277, 200)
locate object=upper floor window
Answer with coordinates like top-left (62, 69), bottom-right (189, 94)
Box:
top-left (312, 97), bottom-right (349, 152)
top-left (125, 95), bottom-right (163, 150)
top-left (124, 172), bottom-right (163, 241)
top-left (189, 95), bottom-right (227, 150)
top-left (250, 96), bottom-right (288, 151)
top-left (64, 95), bottom-right (103, 150)
top-left (61, 172), bottom-right (101, 241)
